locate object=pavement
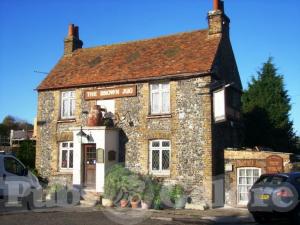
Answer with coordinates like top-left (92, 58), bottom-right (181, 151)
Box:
top-left (0, 204), bottom-right (290, 225)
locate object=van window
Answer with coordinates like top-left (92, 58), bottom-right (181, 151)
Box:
top-left (270, 176), bottom-right (287, 185)
top-left (254, 175), bottom-right (271, 185)
top-left (4, 157), bottom-right (25, 176)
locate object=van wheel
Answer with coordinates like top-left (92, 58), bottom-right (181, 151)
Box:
top-left (252, 212), bottom-right (271, 224)
top-left (22, 192), bottom-right (33, 210)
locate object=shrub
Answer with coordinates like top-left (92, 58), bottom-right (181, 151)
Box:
top-left (104, 164), bottom-right (131, 200)
top-left (169, 184), bottom-right (184, 204)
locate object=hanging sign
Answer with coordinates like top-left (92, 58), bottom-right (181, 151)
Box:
top-left (84, 85), bottom-right (137, 100)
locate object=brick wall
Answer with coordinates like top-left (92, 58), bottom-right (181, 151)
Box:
top-left (224, 149), bottom-right (292, 207)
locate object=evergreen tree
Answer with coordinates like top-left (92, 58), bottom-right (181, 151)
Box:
top-left (242, 58), bottom-right (297, 153)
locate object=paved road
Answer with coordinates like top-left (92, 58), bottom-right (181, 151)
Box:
top-left (0, 207), bottom-right (291, 225)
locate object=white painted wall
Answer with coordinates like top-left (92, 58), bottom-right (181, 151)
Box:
top-left (71, 127), bottom-right (119, 193)
top-left (97, 99), bottom-right (115, 115)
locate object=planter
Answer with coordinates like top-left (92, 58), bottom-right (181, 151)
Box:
top-left (120, 199), bottom-right (128, 208)
top-left (174, 197), bottom-right (186, 209)
top-left (87, 105), bottom-right (103, 126)
top-left (130, 200), bottom-right (140, 209)
top-left (141, 201), bottom-right (149, 209)
top-left (102, 198), bottom-right (113, 207)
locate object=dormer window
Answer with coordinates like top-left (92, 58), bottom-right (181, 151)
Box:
top-left (61, 91), bottom-right (75, 119)
top-left (150, 82), bottom-right (170, 115)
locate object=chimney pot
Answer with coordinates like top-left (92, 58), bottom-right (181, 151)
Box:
top-left (213, 0), bottom-right (220, 10)
top-left (74, 26), bottom-right (79, 39)
top-left (68, 24), bottom-right (75, 37)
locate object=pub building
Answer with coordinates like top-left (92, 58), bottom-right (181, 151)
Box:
top-left (36, 0), bottom-right (243, 208)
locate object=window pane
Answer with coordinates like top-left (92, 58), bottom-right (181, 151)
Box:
top-left (239, 177), bottom-right (246, 185)
top-left (161, 83), bottom-right (169, 90)
top-left (4, 158), bottom-right (24, 176)
top-left (151, 92), bottom-right (160, 113)
top-left (239, 193), bottom-right (248, 202)
top-left (246, 177), bottom-right (252, 184)
top-left (152, 150), bottom-right (160, 170)
top-left (162, 92), bottom-right (170, 113)
top-left (62, 142), bottom-right (68, 148)
top-left (162, 141), bottom-right (170, 147)
top-left (70, 91), bottom-right (75, 98)
top-left (62, 92), bottom-right (69, 98)
top-left (69, 150), bottom-right (73, 168)
top-left (70, 99), bottom-right (75, 117)
top-left (246, 169), bottom-right (253, 177)
top-left (239, 169), bottom-right (245, 176)
top-left (151, 84), bottom-right (159, 91)
top-left (253, 169), bottom-right (259, 177)
top-left (152, 141), bottom-right (160, 147)
top-left (63, 99), bottom-right (69, 117)
top-left (61, 150), bottom-right (68, 168)
top-left (162, 150), bottom-right (170, 170)
top-left (69, 142), bottom-right (73, 148)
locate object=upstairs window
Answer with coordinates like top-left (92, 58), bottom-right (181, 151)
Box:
top-left (61, 91), bottom-right (75, 119)
top-left (150, 83), bottom-right (170, 115)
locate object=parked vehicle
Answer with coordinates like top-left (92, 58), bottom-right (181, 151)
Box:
top-left (0, 152), bottom-right (41, 209)
top-left (248, 172), bottom-right (300, 224)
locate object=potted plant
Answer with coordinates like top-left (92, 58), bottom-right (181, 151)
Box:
top-left (120, 197), bottom-right (128, 208)
top-left (130, 194), bottom-right (140, 208)
top-left (102, 194), bottom-right (114, 207)
top-left (141, 176), bottom-right (156, 209)
top-left (169, 184), bottom-right (186, 209)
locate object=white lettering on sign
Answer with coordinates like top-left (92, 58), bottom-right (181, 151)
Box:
top-left (84, 85), bottom-right (137, 100)
top-left (87, 91), bottom-right (97, 97)
top-left (122, 88), bottom-right (133, 95)
top-left (100, 89), bottom-right (120, 96)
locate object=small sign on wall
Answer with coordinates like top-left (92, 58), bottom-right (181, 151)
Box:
top-left (225, 163), bottom-right (233, 172)
top-left (266, 155), bottom-right (283, 174)
top-left (96, 148), bottom-right (104, 163)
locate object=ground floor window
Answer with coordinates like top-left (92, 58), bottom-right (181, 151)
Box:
top-left (59, 141), bottom-right (73, 170)
top-left (149, 140), bottom-right (170, 175)
top-left (237, 167), bottom-right (261, 205)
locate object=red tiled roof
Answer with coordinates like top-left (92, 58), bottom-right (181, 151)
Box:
top-left (37, 29), bottom-right (221, 91)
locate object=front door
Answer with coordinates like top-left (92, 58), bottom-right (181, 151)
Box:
top-left (84, 144), bottom-right (96, 188)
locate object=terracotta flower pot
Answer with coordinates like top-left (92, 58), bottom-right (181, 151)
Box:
top-left (102, 198), bottom-right (113, 207)
top-left (131, 200), bottom-right (140, 209)
top-left (87, 105), bottom-right (102, 126)
top-left (120, 199), bottom-right (128, 208)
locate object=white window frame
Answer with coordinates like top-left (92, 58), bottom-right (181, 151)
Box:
top-left (59, 141), bottom-right (74, 171)
top-left (149, 140), bottom-right (171, 176)
top-left (150, 82), bottom-right (170, 115)
top-left (61, 91), bottom-right (76, 119)
top-left (237, 167), bottom-right (261, 205)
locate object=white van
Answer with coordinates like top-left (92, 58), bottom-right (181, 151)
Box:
top-left (0, 152), bottom-right (42, 209)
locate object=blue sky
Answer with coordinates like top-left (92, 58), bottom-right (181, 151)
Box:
top-left (0, 0), bottom-right (299, 135)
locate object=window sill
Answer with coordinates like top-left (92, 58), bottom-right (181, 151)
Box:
top-left (57, 118), bottom-right (76, 123)
top-left (150, 171), bottom-right (170, 177)
top-left (56, 170), bottom-right (73, 175)
top-left (147, 114), bottom-right (172, 119)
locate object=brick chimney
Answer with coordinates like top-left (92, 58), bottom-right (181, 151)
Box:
top-left (64, 24), bottom-right (83, 56)
top-left (207, 0), bottom-right (230, 37)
